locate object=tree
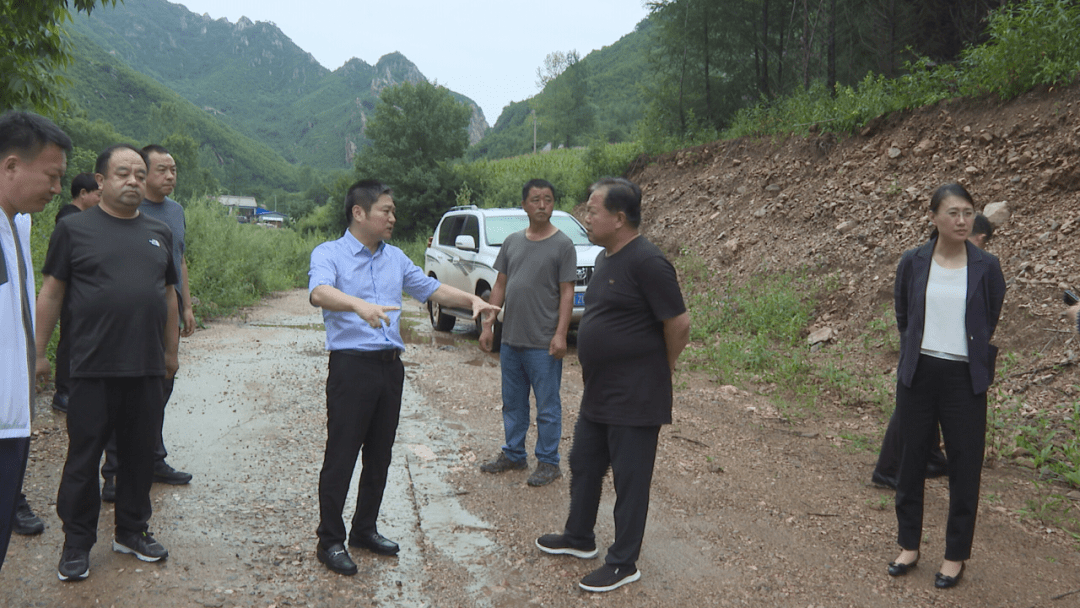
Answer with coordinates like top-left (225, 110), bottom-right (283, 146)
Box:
top-left (0, 0), bottom-right (118, 113)
top-left (535, 50), bottom-right (580, 89)
top-left (354, 81), bottom-right (471, 239)
top-left (531, 52), bottom-right (595, 148)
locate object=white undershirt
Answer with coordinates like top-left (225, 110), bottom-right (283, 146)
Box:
top-left (920, 260), bottom-right (968, 361)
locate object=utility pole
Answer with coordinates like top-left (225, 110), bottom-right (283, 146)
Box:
top-left (532, 109), bottom-right (538, 154)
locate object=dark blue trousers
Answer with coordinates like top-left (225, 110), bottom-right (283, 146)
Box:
top-left (895, 355), bottom-right (986, 561)
top-left (0, 437), bottom-right (30, 572)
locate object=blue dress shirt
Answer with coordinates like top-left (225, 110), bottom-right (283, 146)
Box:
top-left (308, 231), bottom-right (440, 352)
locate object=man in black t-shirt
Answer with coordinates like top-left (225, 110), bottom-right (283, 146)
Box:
top-left (35, 144), bottom-right (179, 582)
top-left (536, 178), bottom-right (690, 593)
top-left (50, 172), bottom-right (99, 414)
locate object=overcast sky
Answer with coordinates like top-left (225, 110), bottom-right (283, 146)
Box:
top-left (173, 0), bottom-right (652, 123)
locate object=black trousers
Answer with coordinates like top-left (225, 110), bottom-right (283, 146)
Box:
top-left (0, 437), bottom-right (30, 572)
top-left (54, 301), bottom-right (72, 397)
top-left (563, 416), bottom-right (660, 568)
top-left (895, 355), bottom-right (986, 561)
top-left (57, 377), bottom-right (164, 550)
top-left (101, 293), bottom-right (181, 479)
top-left (100, 377), bottom-right (171, 478)
top-left (874, 408), bottom-right (947, 479)
top-left (316, 352), bottom-right (404, 547)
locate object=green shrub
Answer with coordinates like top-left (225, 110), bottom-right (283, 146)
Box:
top-left (184, 197), bottom-right (321, 317)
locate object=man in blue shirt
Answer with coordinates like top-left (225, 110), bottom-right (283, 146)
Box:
top-left (308, 179), bottom-right (499, 576)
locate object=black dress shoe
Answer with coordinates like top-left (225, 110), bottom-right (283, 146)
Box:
top-left (51, 392), bottom-right (69, 413)
top-left (871, 470), bottom-right (897, 490)
top-left (887, 556), bottom-right (919, 577)
top-left (349, 532), bottom-right (399, 556)
top-left (316, 543), bottom-right (358, 575)
top-left (934, 562), bottom-right (964, 588)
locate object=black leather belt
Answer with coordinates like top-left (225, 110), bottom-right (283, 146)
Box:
top-left (335, 348), bottom-right (400, 361)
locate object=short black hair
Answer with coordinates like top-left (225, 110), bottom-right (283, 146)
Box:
top-left (142, 144), bottom-right (171, 159)
top-left (95, 144), bottom-right (148, 176)
top-left (70, 172), bottom-right (98, 199)
top-left (521, 178), bottom-right (555, 202)
top-left (0, 110), bottom-right (72, 161)
top-left (589, 177), bottom-right (642, 229)
top-left (972, 213), bottom-right (993, 243)
top-left (344, 179), bottom-right (392, 225)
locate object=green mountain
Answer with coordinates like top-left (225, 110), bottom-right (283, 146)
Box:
top-left (62, 26), bottom-right (301, 195)
top-left (66, 0), bottom-right (488, 171)
top-left (470, 18), bottom-right (654, 160)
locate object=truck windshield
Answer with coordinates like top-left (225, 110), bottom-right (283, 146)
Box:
top-left (485, 215), bottom-right (592, 246)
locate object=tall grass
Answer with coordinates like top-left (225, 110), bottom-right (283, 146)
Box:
top-left (184, 196), bottom-right (321, 317)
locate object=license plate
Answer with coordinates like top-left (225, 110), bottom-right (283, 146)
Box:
top-left (574, 293), bottom-right (585, 307)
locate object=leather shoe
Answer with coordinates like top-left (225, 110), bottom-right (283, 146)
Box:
top-left (51, 392), bottom-right (69, 413)
top-left (871, 470), bottom-right (897, 490)
top-left (316, 543), bottom-right (357, 575)
top-left (935, 562), bottom-right (964, 589)
top-left (349, 532), bottom-right (399, 556)
top-left (887, 555), bottom-right (919, 577)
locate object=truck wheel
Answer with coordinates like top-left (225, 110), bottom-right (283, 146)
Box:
top-left (428, 300), bottom-right (456, 332)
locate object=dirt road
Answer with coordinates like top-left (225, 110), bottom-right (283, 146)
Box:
top-left (4, 289), bottom-right (1080, 607)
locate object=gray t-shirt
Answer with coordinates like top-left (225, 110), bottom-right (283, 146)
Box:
top-left (139, 196), bottom-right (185, 297)
top-left (495, 229), bottom-right (577, 349)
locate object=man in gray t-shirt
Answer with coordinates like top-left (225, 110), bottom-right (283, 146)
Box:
top-left (480, 179), bottom-right (576, 487)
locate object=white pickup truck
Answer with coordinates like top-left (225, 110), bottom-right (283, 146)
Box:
top-left (423, 205), bottom-right (603, 350)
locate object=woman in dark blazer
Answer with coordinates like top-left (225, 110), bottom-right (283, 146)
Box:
top-left (886, 183), bottom-right (1006, 588)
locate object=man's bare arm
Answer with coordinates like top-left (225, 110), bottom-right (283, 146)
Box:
top-left (662, 312), bottom-right (691, 373)
top-left (34, 275), bottom-right (66, 380)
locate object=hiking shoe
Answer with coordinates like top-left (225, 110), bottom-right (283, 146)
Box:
top-left (579, 564), bottom-right (641, 592)
top-left (535, 533), bottom-right (598, 559)
top-left (101, 476), bottom-right (116, 503)
top-left (527, 462), bottom-right (562, 487)
top-left (153, 462), bottom-right (192, 485)
top-left (57, 547), bottom-right (90, 581)
top-left (113, 531), bottom-right (169, 562)
top-left (479, 453), bottom-right (527, 474)
top-left (13, 499), bottom-right (44, 535)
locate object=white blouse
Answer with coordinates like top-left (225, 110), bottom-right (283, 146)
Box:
top-left (920, 260), bottom-right (968, 361)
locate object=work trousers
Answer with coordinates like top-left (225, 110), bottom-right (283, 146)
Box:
top-left (57, 377), bottom-right (164, 550)
top-left (316, 351), bottom-right (404, 547)
top-left (563, 416), bottom-right (659, 567)
top-left (0, 437), bottom-right (30, 572)
top-left (895, 355), bottom-right (986, 561)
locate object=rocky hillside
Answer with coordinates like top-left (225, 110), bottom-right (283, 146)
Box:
top-left (630, 83), bottom-right (1080, 424)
